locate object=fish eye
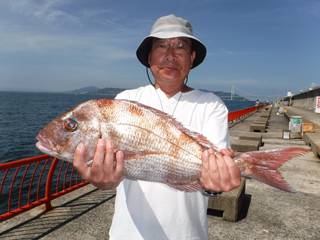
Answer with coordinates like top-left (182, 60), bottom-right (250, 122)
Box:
top-left (64, 118), bottom-right (78, 132)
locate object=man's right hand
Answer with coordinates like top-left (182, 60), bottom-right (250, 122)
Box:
top-left (73, 138), bottom-right (124, 190)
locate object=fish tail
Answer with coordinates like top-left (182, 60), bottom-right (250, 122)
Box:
top-left (234, 147), bottom-right (310, 192)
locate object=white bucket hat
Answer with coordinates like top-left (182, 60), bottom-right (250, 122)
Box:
top-left (136, 14), bottom-right (207, 69)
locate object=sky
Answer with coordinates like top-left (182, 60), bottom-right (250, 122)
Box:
top-left (0, 0), bottom-right (319, 100)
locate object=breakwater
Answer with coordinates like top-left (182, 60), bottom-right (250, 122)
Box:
top-left (282, 86), bottom-right (320, 111)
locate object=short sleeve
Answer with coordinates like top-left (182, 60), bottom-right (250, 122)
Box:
top-left (202, 97), bottom-right (230, 149)
top-left (115, 89), bottom-right (134, 100)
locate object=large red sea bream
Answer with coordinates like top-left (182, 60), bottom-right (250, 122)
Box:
top-left (36, 99), bottom-right (310, 192)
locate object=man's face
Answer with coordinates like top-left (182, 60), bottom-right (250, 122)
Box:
top-left (148, 37), bottom-right (196, 87)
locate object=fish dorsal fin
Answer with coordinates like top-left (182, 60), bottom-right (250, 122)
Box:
top-left (114, 99), bottom-right (217, 151)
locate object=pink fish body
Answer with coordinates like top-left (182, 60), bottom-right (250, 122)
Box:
top-left (36, 99), bottom-right (310, 192)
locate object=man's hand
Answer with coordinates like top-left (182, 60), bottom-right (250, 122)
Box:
top-left (73, 138), bottom-right (124, 190)
top-left (220, 148), bottom-right (235, 158)
top-left (200, 148), bottom-right (241, 192)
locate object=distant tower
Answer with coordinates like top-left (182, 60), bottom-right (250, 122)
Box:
top-left (230, 85), bottom-right (235, 100)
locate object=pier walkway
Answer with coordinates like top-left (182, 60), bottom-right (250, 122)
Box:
top-left (1, 106), bottom-right (320, 240)
top-left (283, 106), bottom-right (320, 128)
top-left (281, 105), bottom-right (320, 157)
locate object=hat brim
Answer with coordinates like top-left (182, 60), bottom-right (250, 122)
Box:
top-left (136, 33), bottom-right (206, 69)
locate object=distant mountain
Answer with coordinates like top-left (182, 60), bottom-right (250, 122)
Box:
top-left (200, 89), bottom-right (250, 101)
top-left (65, 86), bottom-right (101, 94)
top-left (65, 86), bottom-right (249, 101)
top-left (95, 87), bottom-right (126, 95)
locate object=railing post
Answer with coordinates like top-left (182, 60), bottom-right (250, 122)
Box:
top-left (44, 157), bottom-right (59, 211)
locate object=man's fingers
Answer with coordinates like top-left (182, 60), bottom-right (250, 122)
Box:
top-left (73, 143), bottom-right (90, 179)
top-left (92, 139), bottom-right (106, 165)
top-left (200, 149), bottom-right (221, 191)
top-left (201, 150), bottom-right (210, 172)
top-left (215, 152), bottom-right (231, 189)
top-left (104, 139), bottom-right (115, 169)
top-left (114, 151), bottom-right (124, 180)
top-left (208, 151), bottom-right (220, 178)
top-left (224, 155), bottom-right (241, 186)
top-left (208, 151), bottom-right (222, 191)
top-left (200, 150), bottom-right (210, 186)
top-left (200, 148), bottom-right (241, 192)
top-left (91, 139), bottom-right (106, 176)
top-left (220, 148), bottom-right (235, 158)
top-left (73, 139), bottom-right (124, 190)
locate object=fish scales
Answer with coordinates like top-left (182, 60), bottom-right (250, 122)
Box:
top-left (99, 100), bottom-right (203, 183)
top-left (96, 99), bottom-right (201, 182)
top-left (102, 100), bottom-right (202, 153)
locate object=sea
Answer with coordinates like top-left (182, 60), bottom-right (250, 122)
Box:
top-left (0, 90), bottom-right (255, 163)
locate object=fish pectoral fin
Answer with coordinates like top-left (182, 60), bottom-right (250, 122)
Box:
top-left (121, 150), bottom-right (141, 160)
top-left (121, 150), bottom-right (159, 160)
top-left (167, 181), bottom-right (202, 192)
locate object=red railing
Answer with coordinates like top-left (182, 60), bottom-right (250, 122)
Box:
top-left (228, 105), bottom-right (260, 123)
top-left (0, 105), bottom-right (261, 221)
top-left (0, 155), bottom-right (87, 221)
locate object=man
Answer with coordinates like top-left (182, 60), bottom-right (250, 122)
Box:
top-left (74, 14), bottom-right (241, 240)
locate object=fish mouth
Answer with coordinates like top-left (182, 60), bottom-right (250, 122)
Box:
top-left (36, 140), bottom-right (65, 161)
top-left (36, 141), bottom-right (51, 154)
top-left (35, 134), bottom-right (73, 162)
top-left (36, 134), bottom-right (58, 155)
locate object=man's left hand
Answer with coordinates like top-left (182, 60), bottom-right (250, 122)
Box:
top-left (199, 148), bottom-right (241, 193)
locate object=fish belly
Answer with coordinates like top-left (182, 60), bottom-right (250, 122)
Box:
top-left (124, 154), bottom-right (201, 184)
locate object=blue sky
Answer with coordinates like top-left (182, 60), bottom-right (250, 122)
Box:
top-left (0, 0), bottom-right (319, 100)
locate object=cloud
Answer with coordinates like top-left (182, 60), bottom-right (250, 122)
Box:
top-left (0, 0), bottom-right (150, 92)
top-left (4, 0), bottom-right (148, 35)
top-left (0, 27), bottom-right (135, 62)
top-left (0, 1), bottom-right (141, 63)
top-left (7, 0), bottom-right (80, 24)
top-left (0, 0), bottom-right (148, 62)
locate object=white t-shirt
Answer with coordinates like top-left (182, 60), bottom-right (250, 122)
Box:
top-left (109, 85), bottom-right (229, 240)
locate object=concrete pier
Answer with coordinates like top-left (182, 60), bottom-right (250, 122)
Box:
top-left (1, 106), bottom-right (320, 240)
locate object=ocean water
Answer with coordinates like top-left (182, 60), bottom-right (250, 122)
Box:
top-left (0, 90), bottom-right (254, 163)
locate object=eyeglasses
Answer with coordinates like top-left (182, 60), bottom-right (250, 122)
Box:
top-left (152, 39), bottom-right (192, 54)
